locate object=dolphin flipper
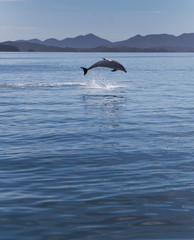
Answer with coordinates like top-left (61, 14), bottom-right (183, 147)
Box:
top-left (111, 69), bottom-right (117, 72)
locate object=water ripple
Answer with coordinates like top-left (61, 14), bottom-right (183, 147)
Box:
top-left (0, 52), bottom-right (194, 239)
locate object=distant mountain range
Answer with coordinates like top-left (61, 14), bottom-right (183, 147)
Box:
top-left (2, 33), bottom-right (194, 52)
top-left (0, 43), bottom-right (19, 52)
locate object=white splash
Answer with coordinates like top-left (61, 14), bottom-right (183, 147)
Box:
top-left (85, 77), bottom-right (124, 90)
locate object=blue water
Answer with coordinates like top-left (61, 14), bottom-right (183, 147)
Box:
top-left (1, 52), bottom-right (194, 239)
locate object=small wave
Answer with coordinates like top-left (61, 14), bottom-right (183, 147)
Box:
top-left (161, 131), bottom-right (194, 138)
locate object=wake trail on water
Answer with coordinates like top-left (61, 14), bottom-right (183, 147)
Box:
top-left (0, 82), bottom-right (87, 89)
top-left (0, 76), bottom-right (130, 90)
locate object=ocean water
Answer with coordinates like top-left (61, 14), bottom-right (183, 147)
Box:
top-left (0, 52), bottom-right (194, 239)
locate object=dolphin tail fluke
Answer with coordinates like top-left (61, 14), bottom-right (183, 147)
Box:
top-left (81, 67), bottom-right (88, 75)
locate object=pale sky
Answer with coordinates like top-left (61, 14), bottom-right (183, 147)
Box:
top-left (1, 0), bottom-right (194, 42)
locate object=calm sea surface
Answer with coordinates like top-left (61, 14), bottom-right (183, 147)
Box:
top-left (0, 52), bottom-right (194, 239)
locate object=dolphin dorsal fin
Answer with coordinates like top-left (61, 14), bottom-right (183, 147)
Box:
top-left (102, 58), bottom-right (111, 61)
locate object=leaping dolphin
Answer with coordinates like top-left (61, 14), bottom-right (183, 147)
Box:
top-left (81, 58), bottom-right (127, 75)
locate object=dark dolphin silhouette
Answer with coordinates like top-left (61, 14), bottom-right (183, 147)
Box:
top-left (81, 58), bottom-right (127, 75)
